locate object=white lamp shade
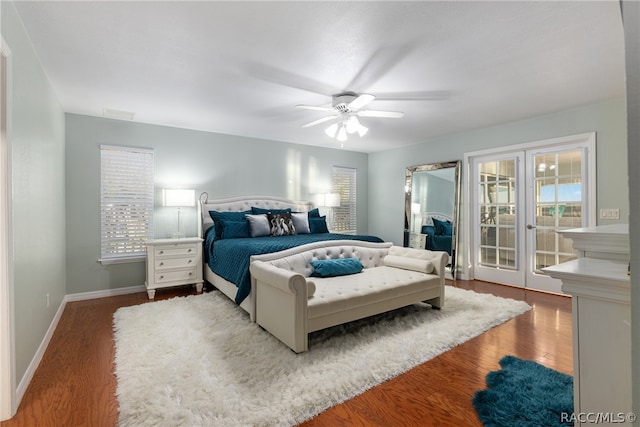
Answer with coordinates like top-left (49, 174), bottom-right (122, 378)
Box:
top-left (163, 189), bottom-right (195, 207)
top-left (319, 192), bottom-right (340, 207)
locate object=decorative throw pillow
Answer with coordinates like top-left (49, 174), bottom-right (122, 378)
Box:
top-left (245, 214), bottom-right (271, 237)
top-left (209, 210), bottom-right (251, 240)
top-left (307, 208), bottom-right (321, 218)
top-left (309, 216), bottom-right (329, 234)
top-left (384, 255), bottom-right (434, 274)
top-left (291, 212), bottom-right (310, 234)
top-left (432, 218), bottom-right (453, 236)
top-left (251, 207), bottom-right (292, 215)
top-left (220, 220), bottom-right (250, 239)
top-left (310, 258), bottom-right (363, 277)
top-left (267, 212), bottom-right (296, 236)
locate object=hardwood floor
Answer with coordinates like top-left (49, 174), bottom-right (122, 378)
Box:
top-left (1, 280), bottom-right (572, 427)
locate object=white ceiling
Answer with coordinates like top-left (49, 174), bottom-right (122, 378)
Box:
top-left (14, 1), bottom-right (625, 153)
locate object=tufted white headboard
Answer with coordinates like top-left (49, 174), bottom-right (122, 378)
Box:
top-left (198, 193), bottom-right (314, 238)
top-left (421, 212), bottom-right (453, 227)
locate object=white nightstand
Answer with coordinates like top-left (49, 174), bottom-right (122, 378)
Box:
top-left (145, 237), bottom-right (204, 299)
top-left (409, 233), bottom-right (427, 249)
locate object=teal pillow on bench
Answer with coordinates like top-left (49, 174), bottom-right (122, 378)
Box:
top-left (310, 258), bottom-right (363, 277)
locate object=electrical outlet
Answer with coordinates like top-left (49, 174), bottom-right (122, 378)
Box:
top-left (599, 208), bottom-right (620, 220)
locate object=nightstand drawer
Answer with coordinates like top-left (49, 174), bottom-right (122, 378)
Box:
top-left (155, 257), bottom-right (197, 270)
top-left (155, 268), bottom-right (198, 284)
top-left (154, 244), bottom-right (197, 257)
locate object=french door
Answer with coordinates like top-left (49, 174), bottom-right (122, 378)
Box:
top-left (471, 134), bottom-right (595, 294)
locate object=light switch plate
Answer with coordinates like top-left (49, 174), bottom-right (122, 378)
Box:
top-left (599, 208), bottom-right (620, 219)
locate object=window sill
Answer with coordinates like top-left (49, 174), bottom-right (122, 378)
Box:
top-left (98, 255), bottom-right (145, 266)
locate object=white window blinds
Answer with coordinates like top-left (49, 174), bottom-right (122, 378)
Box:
top-left (332, 166), bottom-right (357, 234)
top-left (100, 145), bottom-right (154, 262)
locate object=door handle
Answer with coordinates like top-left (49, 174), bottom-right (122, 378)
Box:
top-left (526, 224), bottom-right (536, 230)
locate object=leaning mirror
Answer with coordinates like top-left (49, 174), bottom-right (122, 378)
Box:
top-left (404, 161), bottom-right (461, 278)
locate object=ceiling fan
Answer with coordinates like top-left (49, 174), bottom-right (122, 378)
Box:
top-left (296, 92), bottom-right (404, 144)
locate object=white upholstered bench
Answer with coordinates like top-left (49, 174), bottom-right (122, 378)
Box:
top-left (249, 240), bottom-right (448, 353)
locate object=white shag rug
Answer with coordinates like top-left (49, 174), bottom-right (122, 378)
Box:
top-left (113, 286), bottom-right (530, 427)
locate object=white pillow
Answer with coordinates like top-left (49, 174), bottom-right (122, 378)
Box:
top-left (245, 214), bottom-right (270, 237)
top-left (384, 255), bottom-right (434, 274)
top-left (291, 212), bottom-right (310, 234)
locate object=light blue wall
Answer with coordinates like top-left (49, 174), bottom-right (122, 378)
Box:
top-left (65, 114), bottom-right (369, 294)
top-left (369, 98), bottom-right (628, 272)
top-left (2, 2), bottom-right (66, 385)
top-left (65, 99), bottom-right (629, 293)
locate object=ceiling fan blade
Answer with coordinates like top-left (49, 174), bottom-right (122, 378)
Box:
top-left (242, 60), bottom-right (339, 96)
top-left (357, 110), bottom-right (404, 118)
top-left (347, 94), bottom-right (375, 111)
top-left (296, 104), bottom-right (335, 112)
top-left (346, 43), bottom-right (417, 92)
top-left (301, 116), bottom-right (338, 128)
top-left (374, 91), bottom-right (451, 101)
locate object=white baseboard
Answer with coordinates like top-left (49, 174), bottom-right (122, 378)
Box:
top-left (15, 284), bottom-right (146, 412)
top-left (65, 285), bottom-right (146, 302)
top-left (457, 271), bottom-right (470, 280)
top-left (15, 296), bottom-right (67, 406)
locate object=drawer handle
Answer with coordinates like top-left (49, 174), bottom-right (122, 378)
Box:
top-left (159, 250), bottom-right (164, 254)
top-left (188, 272), bottom-right (193, 276)
top-left (159, 275), bottom-right (164, 279)
top-left (159, 262), bottom-right (164, 266)
top-left (188, 260), bottom-right (192, 264)
top-left (188, 249), bottom-right (192, 253)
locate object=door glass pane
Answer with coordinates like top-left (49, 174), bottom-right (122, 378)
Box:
top-left (478, 159), bottom-right (517, 269)
top-left (534, 150), bottom-right (582, 271)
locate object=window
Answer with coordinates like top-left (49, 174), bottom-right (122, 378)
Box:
top-left (100, 145), bottom-right (154, 263)
top-left (332, 166), bottom-right (357, 234)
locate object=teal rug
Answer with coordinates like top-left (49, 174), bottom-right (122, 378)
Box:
top-left (473, 355), bottom-right (573, 427)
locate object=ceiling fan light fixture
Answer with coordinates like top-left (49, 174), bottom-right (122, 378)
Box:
top-left (325, 122), bottom-right (339, 138)
top-left (345, 116), bottom-right (359, 134)
top-left (298, 91), bottom-right (403, 145)
top-left (336, 125), bottom-right (348, 142)
top-left (357, 123), bottom-right (369, 137)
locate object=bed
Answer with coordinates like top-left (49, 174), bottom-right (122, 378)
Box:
top-left (420, 212), bottom-right (453, 255)
top-left (197, 194), bottom-right (384, 320)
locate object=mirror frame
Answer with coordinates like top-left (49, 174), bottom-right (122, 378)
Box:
top-left (404, 160), bottom-right (461, 278)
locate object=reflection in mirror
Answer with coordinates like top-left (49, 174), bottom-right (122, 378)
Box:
top-left (404, 161), bottom-right (461, 278)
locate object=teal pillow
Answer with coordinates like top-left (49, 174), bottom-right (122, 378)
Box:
top-left (209, 210), bottom-right (251, 240)
top-left (220, 220), bottom-right (250, 239)
top-left (307, 208), bottom-right (320, 218)
top-left (432, 218), bottom-right (453, 236)
top-left (309, 216), bottom-right (329, 234)
top-left (310, 258), bottom-right (363, 277)
top-left (251, 207), bottom-right (292, 215)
